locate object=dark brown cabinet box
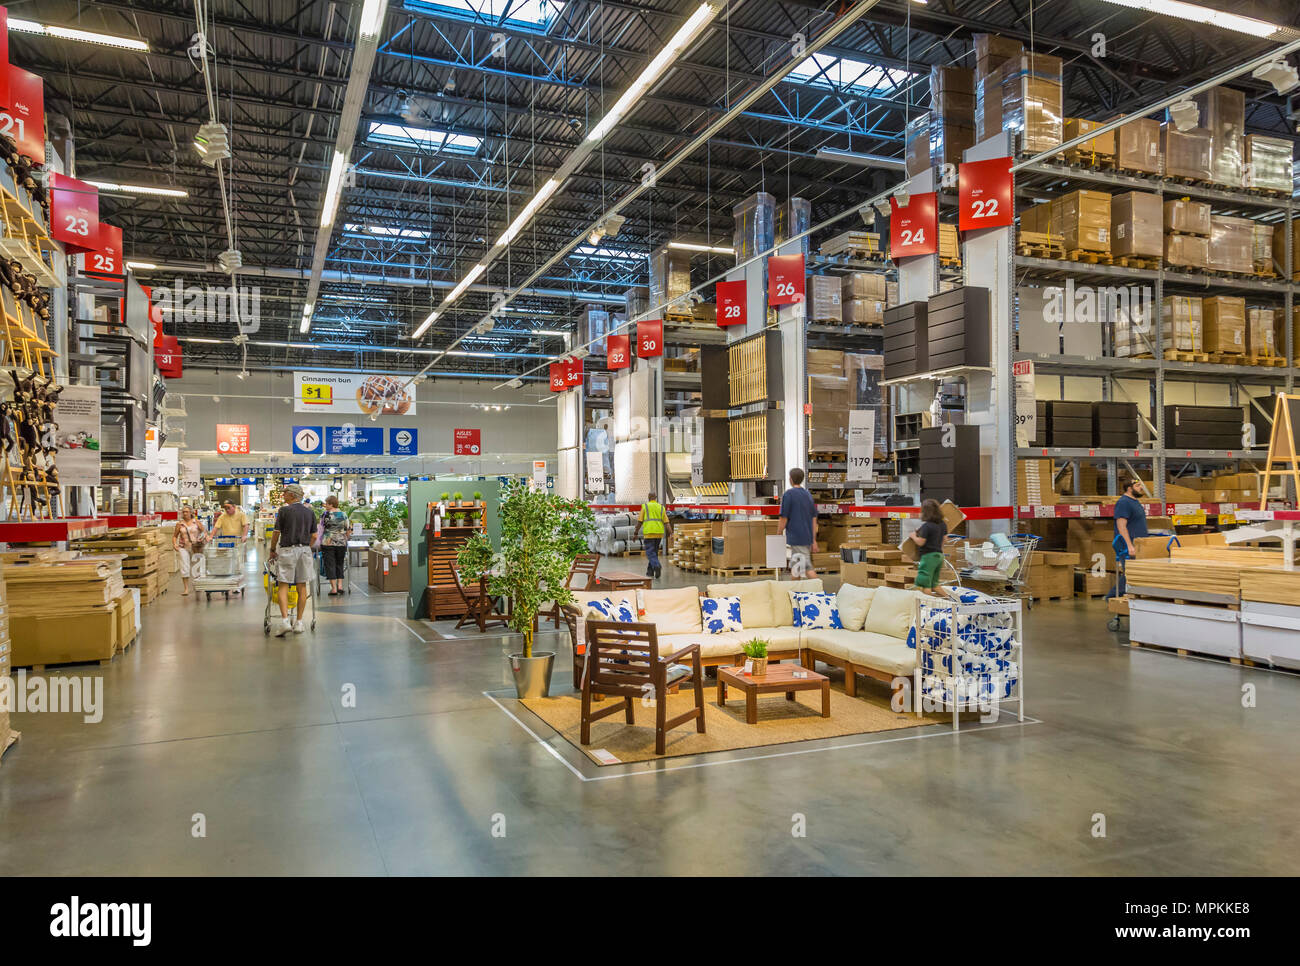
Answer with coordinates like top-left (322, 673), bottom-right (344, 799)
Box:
top-left (369, 549), bottom-right (411, 592)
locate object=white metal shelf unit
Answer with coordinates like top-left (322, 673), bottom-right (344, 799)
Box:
top-left (1012, 152), bottom-right (1295, 503)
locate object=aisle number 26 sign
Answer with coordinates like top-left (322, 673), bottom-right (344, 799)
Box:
top-left (767, 255), bottom-right (805, 305)
top-left (958, 156), bottom-right (1014, 231)
top-left (889, 192), bottom-right (937, 259)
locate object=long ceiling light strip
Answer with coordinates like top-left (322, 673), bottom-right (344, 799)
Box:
top-left (409, 2), bottom-right (720, 342)
top-left (8, 19), bottom-right (150, 50)
top-left (1096, 0), bottom-right (1285, 39)
top-left (301, 0), bottom-right (389, 334)
top-left (85, 180), bottom-right (188, 198)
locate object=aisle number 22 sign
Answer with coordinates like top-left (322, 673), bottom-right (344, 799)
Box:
top-left (958, 156), bottom-right (1014, 231)
top-left (889, 193), bottom-right (937, 259)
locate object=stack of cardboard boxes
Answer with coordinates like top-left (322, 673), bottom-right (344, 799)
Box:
top-left (670, 523), bottom-right (712, 573)
top-left (807, 349), bottom-right (850, 453)
top-left (1195, 87), bottom-right (1245, 188)
top-left (732, 192), bottom-right (776, 262)
top-left (808, 275), bottom-right (843, 323)
top-left (1111, 191), bottom-right (1162, 262)
top-left (1052, 189), bottom-right (1110, 257)
top-left (1248, 307), bottom-right (1278, 359)
top-left (1161, 296), bottom-right (1203, 353)
top-left (1017, 458), bottom-right (1057, 506)
top-left (1209, 216), bottom-right (1254, 275)
top-left (1244, 135), bottom-right (1294, 193)
top-left (6, 554), bottom-right (130, 667)
top-left (1063, 117), bottom-right (1115, 165)
top-left (649, 244), bottom-right (692, 313)
top-left (1024, 551), bottom-right (1080, 601)
top-left (842, 272), bottom-right (886, 326)
top-left (974, 34), bottom-right (1023, 140)
top-left (1114, 115), bottom-right (1161, 175)
top-left (1164, 198), bottom-right (1211, 271)
top-left (1202, 296), bottom-right (1247, 357)
top-left (929, 65), bottom-right (976, 170)
top-left (710, 518), bottom-right (779, 572)
top-left (776, 197), bottom-right (812, 259)
top-left (1000, 52), bottom-right (1063, 154)
top-left (1161, 123), bottom-right (1212, 182)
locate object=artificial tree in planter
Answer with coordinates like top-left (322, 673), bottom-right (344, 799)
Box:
top-left (457, 483), bottom-right (595, 697)
top-left (365, 497), bottom-right (407, 550)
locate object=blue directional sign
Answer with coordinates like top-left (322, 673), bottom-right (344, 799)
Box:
top-left (326, 425), bottom-right (383, 455)
top-left (389, 427), bottom-right (418, 455)
top-left (292, 426), bottom-right (324, 454)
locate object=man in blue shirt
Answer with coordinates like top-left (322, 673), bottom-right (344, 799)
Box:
top-left (778, 467), bottom-right (819, 578)
top-left (1110, 476), bottom-right (1149, 598)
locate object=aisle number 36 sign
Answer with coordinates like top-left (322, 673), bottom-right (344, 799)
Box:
top-left (958, 156), bottom-right (1014, 231)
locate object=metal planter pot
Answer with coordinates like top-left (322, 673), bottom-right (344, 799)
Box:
top-left (508, 651), bottom-right (556, 698)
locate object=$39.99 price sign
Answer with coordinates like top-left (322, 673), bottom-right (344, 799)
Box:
top-left (958, 156), bottom-right (1014, 231)
top-left (889, 192), bottom-right (938, 259)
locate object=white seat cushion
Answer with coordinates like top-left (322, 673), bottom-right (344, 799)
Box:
top-left (658, 631), bottom-right (748, 660)
top-left (707, 579), bottom-right (775, 629)
top-left (758, 626), bottom-right (803, 649)
top-left (836, 583), bottom-right (876, 632)
top-left (640, 586), bottom-right (702, 635)
top-left (569, 590), bottom-right (620, 618)
top-left (802, 629), bottom-right (918, 676)
top-left (863, 587), bottom-right (922, 640)
top-left (769, 578), bottom-right (825, 628)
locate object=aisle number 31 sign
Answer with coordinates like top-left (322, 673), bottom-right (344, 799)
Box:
top-left (958, 156), bottom-right (1014, 231)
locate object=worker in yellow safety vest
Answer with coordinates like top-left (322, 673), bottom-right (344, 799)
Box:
top-left (634, 492), bottom-right (672, 580)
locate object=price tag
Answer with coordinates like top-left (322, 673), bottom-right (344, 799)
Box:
top-left (716, 279), bottom-right (747, 327)
top-left (1219, 512), bottom-right (1237, 526)
top-left (1080, 504), bottom-right (1100, 519)
top-left (889, 192), bottom-right (938, 259)
top-left (606, 333), bottom-right (630, 370)
top-left (958, 156), bottom-right (1014, 231)
top-left (1034, 505), bottom-right (1056, 519)
top-left (847, 410), bottom-right (875, 482)
top-left (1173, 503), bottom-right (1200, 516)
top-left (767, 255), bottom-right (805, 306)
top-left (1173, 511), bottom-right (1206, 526)
top-left (300, 383), bottom-right (334, 405)
top-left (636, 319), bottom-right (663, 358)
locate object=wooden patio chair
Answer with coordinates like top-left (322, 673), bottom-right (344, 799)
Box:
top-left (579, 620), bottom-right (704, 756)
top-left (544, 553), bottom-right (601, 628)
top-left (453, 568), bottom-right (510, 633)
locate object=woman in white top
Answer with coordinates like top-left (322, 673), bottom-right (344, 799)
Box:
top-left (173, 505), bottom-right (208, 596)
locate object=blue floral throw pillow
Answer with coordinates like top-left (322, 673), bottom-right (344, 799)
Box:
top-left (792, 592), bottom-right (842, 630)
top-left (700, 596), bottom-right (742, 634)
top-left (588, 598), bottom-right (636, 623)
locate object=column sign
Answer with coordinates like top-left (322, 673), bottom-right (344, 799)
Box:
top-left (216, 424), bottom-right (250, 455)
top-left (50, 174), bottom-right (100, 254)
top-left (847, 410), bottom-right (876, 482)
top-left (889, 192), bottom-right (938, 259)
top-left (549, 363), bottom-right (565, 392)
top-left (636, 319), bottom-right (662, 358)
top-left (453, 428), bottom-right (481, 456)
top-left (607, 333), bottom-right (630, 370)
top-left (767, 254), bottom-right (805, 305)
top-left (3, 65), bottom-right (44, 165)
top-left (0, 8), bottom-right (10, 110)
top-left (1013, 360), bottom-right (1036, 448)
top-left (79, 223), bottom-right (124, 277)
top-left (958, 156), bottom-right (1014, 231)
top-left (716, 279), bottom-right (747, 327)
top-left (563, 356), bottom-right (584, 387)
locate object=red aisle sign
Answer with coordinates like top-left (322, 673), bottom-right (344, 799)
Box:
top-left (549, 363), bottom-right (565, 392)
top-left (716, 279), bottom-right (747, 327)
top-left (79, 223), bottom-right (124, 276)
top-left (767, 254), bottom-right (805, 305)
top-left (5, 66), bottom-right (45, 165)
top-left (156, 336), bottom-right (182, 379)
top-left (958, 157), bottom-right (1014, 231)
top-left (216, 424), bottom-right (250, 455)
top-left (607, 333), bottom-right (630, 370)
top-left (453, 428), bottom-right (481, 456)
top-left (637, 319), bottom-right (663, 357)
top-left (889, 192), bottom-right (938, 259)
top-left (0, 8), bottom-right (10, 110)
top-left (49, 173), bottom-right (99, 253)
top-left (564, 357), bottom-right (583, 387)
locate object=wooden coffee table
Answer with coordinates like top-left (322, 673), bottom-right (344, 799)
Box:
top-left (595, 572), bottom-right (653, 591)
top-left (716, 663), bottom-right (830, 724)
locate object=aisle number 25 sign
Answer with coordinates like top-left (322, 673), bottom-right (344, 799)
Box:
top-left (889, 193), bottom-right (937, 259)
top-left (958, 156), bottom-right (1014, 231)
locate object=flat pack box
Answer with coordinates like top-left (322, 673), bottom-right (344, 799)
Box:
top-left (1202, 296), bottom-right (1247, 354)
top-left (1068, 519), bottom-right (1117, 573)
top-left (10, 610), bottom-right (118, 667)
top-left (844, 298), bottom-right (884, 326)
top-left (1161, 296), bottom-right (1203, 352)
top-left (1132, 535), bottom-right (1176, 559)
top-left (1244, 135), bottom-right (1293, 193)
top-left (808, 275), bottom-right (842, 322)
top-left (1164, 232), bottom-right (1208, 271)
top-left (1051, 189), bottom-right (1111, 254)
top-left (973, 33), bottom-right (1024, 79)
top-left (1063, 117), bottom-right (1116, 161)
top-left (1130, 598), bottom-right (1242, 660)
top-left (1025, 551), bottom-right (1076, 600)
top-left (1163, 199), bottom-right (1211, 236)
top-left (1249, 308), bottom-right (1277, 357)
top-left (710, 520), bottom-right (754, 569)
top-left (1194, 87), bottom-right (1245, 188)
top-left (114, 590), bottom-right (137, 649)
top-left (930, 118), bottom-right (975, 168)
top-left (368, 549), bottom-right (410, 592)
top-left (1017, 458), bottom-right (1058, 507)
top-left (1160, 124), bottom-right (1212, 181)
top-left (842, 272), bottom-right (887, 301)
top-left (649, 245), bottom-right (692, 310)
top-left (1208, 216), bottom-right (1253, 275)
top-left (1273, 221), bottom-right (1300, 280)
top-left (840, 561), bottom-right (874, 588)
top-left (1253, 223), bottom-right (1273, 273)
top-left (1000, 53), bottom-right (1063, 155)
top-left (1111, 191), bottom-right (1162, 258)
top-left (1112, 115), bottom-right (1161, 174)
top-left (1241, 601), bottom-right (1300, 670)
top-left (807, 348), bottom-right (845, 376)
top-left (732, 192), bottom-right (776, 262)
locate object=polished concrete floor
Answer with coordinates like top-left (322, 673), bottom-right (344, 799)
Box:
top-left (1, 545), bottom-right (1298, 875)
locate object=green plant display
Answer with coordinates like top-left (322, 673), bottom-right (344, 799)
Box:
top-left (472, 491), bottom-right (484, 502)
top-left (459, 483), bottom-right (595, 658)
top-left (364, 497), bottom-right (408, 544)
top-left (440, 491), bottom-right (451, 503)
top-left (452, 491), bottom-right (464, 501)
top-left (742, 638), bottom-right (769, 659)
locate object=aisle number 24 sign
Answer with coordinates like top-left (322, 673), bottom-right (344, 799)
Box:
top-left (889, 193), bottom-right (937, 259)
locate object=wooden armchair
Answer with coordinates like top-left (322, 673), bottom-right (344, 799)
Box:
top-left (545, 553), bottom-right (601, 628)
top-left (453, 568), bottom-right (510, 633)
top-left (580, 620), bottom-right (705, 756)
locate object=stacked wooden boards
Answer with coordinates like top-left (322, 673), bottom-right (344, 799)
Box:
top-left (1124, 559), bottom-right (1244, 600)
top-left (4, 553), bottom-right (132, 667)
top-left (1239, 569), bottom-right (1300, 605)
top-left (72, 527), bottom-right (168, 604)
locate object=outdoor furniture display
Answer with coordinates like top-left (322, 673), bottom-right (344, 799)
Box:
top-left (579, 620), bottom-right (705, 756)
top-left (453, 568), bottom-right (510, 633)
top-left (426, 498), bottom-right (488, 619)
top-left (717, 663), bottom-right (830, 724)
top-left (544, 553), bottom-right (600, 628)
top-left (594, 571), bottom-right (652, 592)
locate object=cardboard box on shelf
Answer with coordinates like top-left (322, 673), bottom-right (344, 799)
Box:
top-left (811, 552), bottom-right (841, 573)
top-left (1202, 296), bottom-right (1247, 354)
top-left (1111, 115), bottom-right (1161, 175)
top-left (10, 610), bottom-right (118, 668)
top-left (1162, 296), bottom-right (1203, 352)
top-left (649, 245), bottom-right (692, 310)
top-left (1163, 199), bottom-right (1211, 236)
top-left (1253, 223), bottom-right (1273, 275)
top-left (1026, 551), bottom-right (1077, 600)
top-left (1160, 123), bottom-right (1212, 181)
top-left (1000, 53), bottom-right (1063, 155)
top-left (975, 64), bottom-right (1008, 142)
top-left (1194, 86), bottom-right (1245, 188)
top-left (1051, 189), bottom-right (1111, 254)
top-left (974, 33), bottom-right (1025, 78)
top-left (939, 222), bottom-right (960, 261)
top-left (1068, 519), bottom-right (1117, 573)
top-left (842, 272), bottom-right (887, 301)
top-left (1244, 135), bottom-right (1293, 193)
top-left (905, 114), bottom-right (931, 176)
top-left (1249, 307), bottom-right (1277, 357)
top-left (1208, 216), bottom-right (1254, 275)
top-left (1017, 458), bottom-right (1058, 506)
top-left (732, 192), bottom-right (776, 262)
top-left (1164, 233), bottom-right (1209, 271)
top-left (1111, 191), bottom-right (1162, 259)
top-left (808, 275), bottom-right (842, 323)
top-left (710, 520), bottom-right (756, 570)
top-left (844, 298), bottom-right (884, 326)
top-left (807, 348), bottom-right (845, 376)
top-left (1063, 117), bottom-right (1116, 161)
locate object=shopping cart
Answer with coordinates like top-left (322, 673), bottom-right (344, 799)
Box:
top-left (955, 533), bottom-right (1041, 608)
top-left (262, 559), bottom-right (316, 635)
top-left (195, 537), bottom-right (246, 601)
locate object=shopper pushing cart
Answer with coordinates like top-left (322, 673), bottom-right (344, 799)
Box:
top-left (268, 483), bottom-right (317, 636)
top-left (1108, 476), bottom-right (1148, 600)
top-left (316, 494), bottom-right (351, 596)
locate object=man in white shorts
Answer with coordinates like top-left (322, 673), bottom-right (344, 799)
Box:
top-left (267, 484), bottom-right (317, 636)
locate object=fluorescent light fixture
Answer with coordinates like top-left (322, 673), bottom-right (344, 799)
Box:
top-left (571, 244), bottom-right (645, 262)
top-left (321, 151), bottom-right (347, 229)
top-left (667, 241), bottom-right (735, 255)
top-left (85, 180), bottom-right (188, 198)
top-left (1095, 0), bottom-right (1281, 38)
top-left (344, 222), bottom-right (430, 241)
top-left (300, 302), bottom-right (315, 334)
top-left (445, 263), bottom-right (487, 305)
top-left (535, 330), bottom-right (568, 336)
top-left (367, 121), bottom-right (481, 154)
top-left (125, 261), bottom-right (158, 271)
top-left (359, 0), bottom-right (387, 40)
top-left (412, 310), bottom-right (439, 340)
top-left (496, 178), bottom-right (561, 247)
top-left (815, 147), bottom-right (906, 171)
top-left (9, 19), bottom-right (150, 50)
top-left (586, 3), bottom-right (717, 143)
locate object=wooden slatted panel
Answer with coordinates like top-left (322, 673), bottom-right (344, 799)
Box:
top-left (728, 333), bottom-right (767, 406)
top-left (729, 413), bottom-right (767, 480)
top-left (1239, 568), bottom-right (1300, 605)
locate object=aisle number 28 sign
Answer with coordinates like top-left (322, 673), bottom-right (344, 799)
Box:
top-left (958, 156), bottom-right (1014, 231)
top-left (716, 279), bottom-right (747, 327)
top-left (889, 193), bottom-right (937, 259)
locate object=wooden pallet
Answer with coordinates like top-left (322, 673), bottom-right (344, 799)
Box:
top-left (1065, 249), bottom-right (1113, 265)
top-left (1245, 354), bottom-right (1286, 367)
top-left (708, 566), bottom-right (780, 578)
top-left (939, 257), bottom-right (962, 270)
top-left (23, 656), bottom-right (117, 671)
top-left (1128, 639), bottom-right (1271, 669)
top-left (1163, 349), bottom-right (1209, 362)
top-left (1063, 150), bottom-right (1117, 169)
top-left (1115, 166), bottom-right (1162, 180)
top-left (0, 729), bottom-right (19, 768)
top-left (1114, 255), bottom-right (1160, 270)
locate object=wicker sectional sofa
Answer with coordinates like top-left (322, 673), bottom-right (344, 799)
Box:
top-left (565, 579), bottom-right (927, 696)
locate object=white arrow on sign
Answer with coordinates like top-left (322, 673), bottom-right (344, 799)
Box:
top-left (295, 428), bottom-right (320, 451)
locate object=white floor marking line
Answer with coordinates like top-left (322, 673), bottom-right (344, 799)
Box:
top-left (481, 691), bottom-right (588, 780)
top-left (394, 619), bottom-right (432, 643)
top-left (349, 581), bottom-right (370, 597)
top-left (484, 689), bottom-right (1042, 783)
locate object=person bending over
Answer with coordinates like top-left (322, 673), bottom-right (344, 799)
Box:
top-left (910, 499), bottom-right (948, 595)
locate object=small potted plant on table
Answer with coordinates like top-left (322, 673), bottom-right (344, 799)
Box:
top-left (743, 638), bottom-right (769, 676)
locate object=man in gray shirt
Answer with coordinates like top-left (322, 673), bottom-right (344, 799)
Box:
top-left (269, 483), bottom-right (317, 636)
